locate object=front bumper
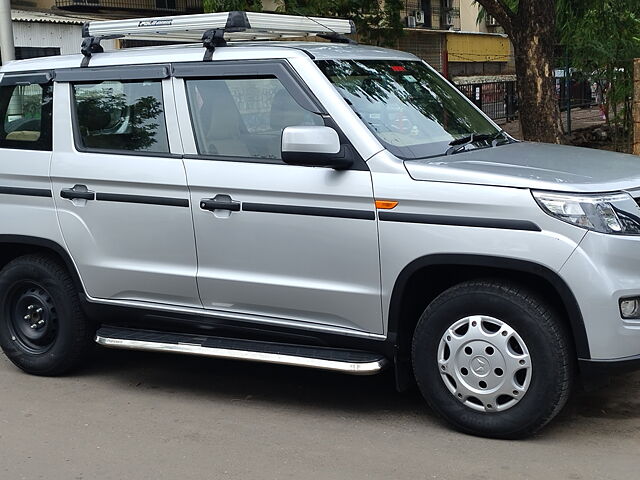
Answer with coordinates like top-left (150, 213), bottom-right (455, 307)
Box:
top-left (561, 231), bottom-right (640, 360)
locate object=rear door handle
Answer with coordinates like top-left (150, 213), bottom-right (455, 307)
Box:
top-left (61, 185), bottom-right (95, 201)
top-left (200, 195), bottom-right (241, 212)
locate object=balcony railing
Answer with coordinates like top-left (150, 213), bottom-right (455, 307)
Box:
top-left (55, 0), bottom-right (203, 14)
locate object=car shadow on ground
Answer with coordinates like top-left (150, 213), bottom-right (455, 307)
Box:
top-left (76, 347), bottom-right (640, 434)
top-left (81, 347), bottom-right (431, 418)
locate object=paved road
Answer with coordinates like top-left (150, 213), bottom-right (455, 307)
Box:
top-left (1, 348), bottom-right (639, 480)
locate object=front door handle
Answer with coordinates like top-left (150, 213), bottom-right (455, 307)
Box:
top-left (200, 195), bottom-right (241, 212)
top-left (61, 185), bottom-right (95, 201)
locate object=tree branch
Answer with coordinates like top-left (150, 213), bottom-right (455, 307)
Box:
top-left (475, 0), bottom-right (516, 36)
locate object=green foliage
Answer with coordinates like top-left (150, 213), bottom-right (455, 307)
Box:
top-left (474, 0), bottom-right (518, 24)
top-left (559, 0), bottom-right (640, 150)
top-left (278, 0), bottom-right (404, 46)
top-left (202, 0), bottom-right (262, 13)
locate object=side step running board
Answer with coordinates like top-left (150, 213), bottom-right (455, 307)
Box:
top-left (95, 326), bottom-right (388, 375)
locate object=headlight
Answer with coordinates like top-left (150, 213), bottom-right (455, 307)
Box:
top-left (532, 190), bottom-right (640, 235)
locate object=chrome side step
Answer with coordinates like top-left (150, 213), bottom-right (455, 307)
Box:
top-left (95, 327), bottom-right (387, 375)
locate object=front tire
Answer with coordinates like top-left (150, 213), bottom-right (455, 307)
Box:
top-left (412, 280), bottom-right (572, 439)
top-left (0, 254), bottom-right (93, 376)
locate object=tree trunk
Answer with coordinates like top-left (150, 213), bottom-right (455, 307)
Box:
top-left (512, 30), bottom-right (563, 143)
top-left (476, 0), bottom-right (563, 143)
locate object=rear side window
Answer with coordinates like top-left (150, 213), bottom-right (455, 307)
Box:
top-left (185, 76), bottom-right (323, 160)
top-left (72, 80), bottom-right (169, 154)
top-left (0, 83), bottom-right (53, 151)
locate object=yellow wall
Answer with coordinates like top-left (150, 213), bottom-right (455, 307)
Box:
top-left (446, 32), bottom-right (510, 62)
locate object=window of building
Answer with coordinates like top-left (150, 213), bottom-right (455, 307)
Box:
top-left (185, 76), bottom-right (323, 160)
top-left (0, 83), bottom-right (53, 151)
top-left (72, 80), bottom-right (169, 154)
top-left (15, 47), bottom-right (61, 60)
top-left (156, 0), bottom-right (177, 10)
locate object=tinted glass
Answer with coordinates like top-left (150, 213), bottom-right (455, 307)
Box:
top-left (185, 76), bottom-right (323, 160)
top-left (73, 80), bottom-right (169, 154)
top-left (0, 83), bottom-right (52, 151)
top-left (317, 60), bottom-right (500, 159)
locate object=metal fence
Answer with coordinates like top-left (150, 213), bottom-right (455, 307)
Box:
top-left (455, 81), bottom-right (518, 122)
top-left (455, 78), bottom-right (594, 123)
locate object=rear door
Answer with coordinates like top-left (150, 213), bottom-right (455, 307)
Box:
top-left (0, 72), bottom-right (60, 243)
top-left (51, 66), bottom-right (200, 307)
top-left (174, 61), bottom-right (383, 334)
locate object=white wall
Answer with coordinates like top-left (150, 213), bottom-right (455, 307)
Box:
top-left (459, 0), bottom-right (488, 33)
top-left (13, 22), bottom-right (116, 56)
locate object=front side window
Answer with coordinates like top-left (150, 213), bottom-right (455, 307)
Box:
top-left (317, 60), bottom-right (501, 159)
top-left (0, 83), bottom-right (52, 151)
top-left (72, 80), bottom-right (169, 154)
top-left (185, 76), bottom-right (323, 160)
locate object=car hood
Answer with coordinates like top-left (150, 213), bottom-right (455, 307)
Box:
top-left (404, 142), bottom-right (640, 193)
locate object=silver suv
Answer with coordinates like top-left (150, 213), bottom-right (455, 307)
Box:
top-left (1, 11), bottom-right (639, 439)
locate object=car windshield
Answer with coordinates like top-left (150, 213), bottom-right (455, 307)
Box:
top-left (316, 59), bottom-right (502, 159)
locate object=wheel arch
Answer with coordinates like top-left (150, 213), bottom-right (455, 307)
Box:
top-left (387, 254), bottom-right (590, 368)
top-left (0, 235), bottom-right (84, 294)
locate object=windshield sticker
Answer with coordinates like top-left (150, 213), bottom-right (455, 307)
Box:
top-left (403, 75), bottom-right (418, 83)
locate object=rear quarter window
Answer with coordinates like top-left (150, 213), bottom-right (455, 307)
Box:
top-left (0, 83), bottom-right (53, 151)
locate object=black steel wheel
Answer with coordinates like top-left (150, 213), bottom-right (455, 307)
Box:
top-left (0, 254), bottom-right (93, 376)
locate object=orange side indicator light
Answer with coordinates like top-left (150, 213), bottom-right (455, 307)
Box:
top-left (375, 200), bottom-right (399, 210)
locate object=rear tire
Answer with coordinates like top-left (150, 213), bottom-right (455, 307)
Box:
top-left (0, 254), bottom-right (93, 376)
top-left (412, 280), bottom-right (572, 439)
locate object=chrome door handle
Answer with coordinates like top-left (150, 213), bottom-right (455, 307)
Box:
top-left (61, 185), bottom-right (95, 201)
top-left (200, 196), bottom-right (240, 212)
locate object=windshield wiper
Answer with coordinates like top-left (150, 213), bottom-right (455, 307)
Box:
top-left (446, 131), bottom-right (508, 155)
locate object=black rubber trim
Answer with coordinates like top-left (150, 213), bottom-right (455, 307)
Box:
top-left (387, 254), bottom-right (590, 359)
top-left (0, 71), bottom-right (54, 86)
top-left (378, 211), bottom-right (541, 232)
top-left (96, 326), bottom-right (385, 364)
top-left (579, 355), bottom-right (640, 376)
top-left (95, 193), bottom-right (189, 207)
top-left (0, 186), bottom-right (52, 198)
top-left (243, 202), bottom-right (375, 220)
top-left (173, 60), bottom-right (324, 114)
top-left (55, 64), bottom-right (171, 82)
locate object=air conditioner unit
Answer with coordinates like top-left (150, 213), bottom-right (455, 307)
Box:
top-left (415, 10), bottom-right (425, 25)
top-left (487, 15), bottom-right (498, 26)
top-left (444, 13), bottom-right (454, 28)
top-left (406, 15), bottom-right (417, 28)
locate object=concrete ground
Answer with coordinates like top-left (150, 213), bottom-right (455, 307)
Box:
top-left (501, 106), bottom-right (605, 140)
top-left (1, 348), bottom-right (639, 480)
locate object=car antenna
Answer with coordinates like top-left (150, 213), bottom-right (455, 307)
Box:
top-left (292, 9), bottom-right (357, 44)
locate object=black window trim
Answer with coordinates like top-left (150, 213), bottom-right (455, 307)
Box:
top-left (173, 60), bottom-right (324, 115)
top-left (0, 71), bottom-right (54, 152)
top-left (68, 74), bottom-right (175, 158)
top-left (55, 64), bottom-right (171, 83)
top-left (0, 71), bottom-right (54, 87)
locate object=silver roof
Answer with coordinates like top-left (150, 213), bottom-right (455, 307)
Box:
top-left (0, 41), bottom-right (419, 73)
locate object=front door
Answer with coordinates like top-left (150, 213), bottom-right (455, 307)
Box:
top-left (51, 67), bottom-right (200, 307)
top-left (174, 61), bottom-right (383, 334)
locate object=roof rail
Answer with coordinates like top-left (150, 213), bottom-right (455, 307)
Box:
top-left (80, 11), bottom-right (356, 66)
